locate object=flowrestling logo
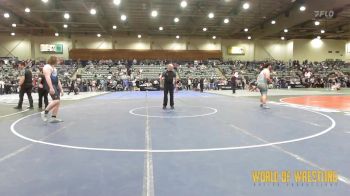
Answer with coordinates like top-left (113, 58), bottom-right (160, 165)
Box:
top-left (314, 10), bottom-right (335, 19)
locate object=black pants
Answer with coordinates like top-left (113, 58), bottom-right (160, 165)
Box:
top-left (200, 85), bottom-right (204, 92)
top-left (232, 84), bottom-right (236, 94)
top-left (18, 86), bottom-right (33, 108)
top-left (38, 88), bottom-right (49, 109)
top-left (163, 84), bottom-right (174, 107)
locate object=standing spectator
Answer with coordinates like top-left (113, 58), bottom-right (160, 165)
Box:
top-left (14, 62), bottom-right (34, 110)
top-left (0, 78), bottom-right (4, 95)
top-left (37, 69), bottom-right (49, 110)
top-left (187, 78), bottom-right (192, 90)
top-left (231, 72), bottom-right (238, 94)
top-left (199, 77), bottom-right (204, 92)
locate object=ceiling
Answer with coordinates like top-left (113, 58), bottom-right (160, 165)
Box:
top-left (0, 0), bottom-right (349, 39)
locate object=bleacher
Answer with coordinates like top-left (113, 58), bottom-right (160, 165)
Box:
top-left (133, 64), bottom-right (165, 80)
top-left (177, 65), bottom-right (220, 79)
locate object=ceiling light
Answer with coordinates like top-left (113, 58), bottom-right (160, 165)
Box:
top-left (247, 36), bottom-right (251, 40)
top-left (320, 29), bottom-right (325, 34)
top-left (244, 28), bottom-right (248, 32)
top-left (113, 25), bottom-right (117, 29)
top-left (25, 8), bottom-right (31, 13)
top-left (90, 8), bottom-right (96, 15)
top-left (314, 21), bottom-right (320, 26)
top-left (243, 2), bottom-right (250, 10)
top-left (138, 34), bottom-right (141, 38)
top-left (63, 24), bottom-right (68, 28)
top-left (212, 36), bottom-right (216, 39)
top-left (55, 33), bottom-right (59, 37)
top-left (42, 0), bottom-right (48, 3)
top-left (203, 27), bottom-right (207, 32)
top-left (317, 36), bottom-right (321, 39)
top-left (224, 18), bottom-right (229, 23)
top-left (284, 29), bottom-right (288, 33)
top-left (159, 26), bottom-right (163, 31)
top-left (174, 17), bottom-right (179, 23)
top-left (64, 13), bottom-right (70, 20)
top-left (151, 10), bottom-right (158, 17)
top-left (97, 33), bottom-right (101, 37)
top-left (176, 35), bottom-right (180, 39)
top-left (113, 0), bottom-right (121, 6)
top-left (180, 1), bottom-right (187, 8)
top-left (299, 5), bottom-right (306, 12)
top-left (12, 23), bottom-right (16, 27)
top-left (208, 12), bottom-right (214, 19)
top-left (271, 20), bottom-right (276, 24)
top-left (11, 32), bottom-right (15, 36)
top-left (121, 14), bottom-right (127, 21)
top-left (4, 13), bottom-right (10, 18)
top-left (281, 36), bottom-right (285, 40)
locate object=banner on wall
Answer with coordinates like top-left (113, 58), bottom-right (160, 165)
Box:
top-left (40, 44), bottom-right (63, 54)
top-left (228, 46), bottom-right (245, 55)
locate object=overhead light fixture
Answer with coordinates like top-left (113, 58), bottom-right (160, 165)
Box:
top-left (208, 12), bottom-right (214, 19)
top-left (42, 0), bottom-right (49, 3)
top-left (25, 8), bottom-right (31, 13)
top-left (212, 36), bottom-right (216, 39)
top-left (176, 35), bottom-right (180, 39)
top-left (64, 13), bottom-right (70, 20)
top-left (299, 5), bottom-right (306, 12)
top-left (284, 28), bottom-right (288, 33)
top-left (281, 36), bottom-right (285, 40)
top-left (138, 34), bottom-right (142, 38)
top-left (55, 33), bottom-right (59, 37)
top-left (320, 29), bottom-right (325, 34)
top-left (90, 8), bottom-right (97, 15)
top-left (271, 20), bottom-right (276, 24)
top-left (63, 24), bottom-right (68, 28)
top-left (244, 28), bottom-right (248, 32)
top-left (224, 18), bottom-right (229, 23)
top-left (151, 10), bottom-right (158, 17)
top-left (314, 21), bottom-right (320, 26)
top-left (203, 27), bottom-right (207, 32)
top-left (12, 23), bottom-right (16, 27)
top-left (174, 17), bottom-right (179, 23)
top-left (247, 36), bottom-right (251, 40)
top-left (121, 14), bottom-right (127, 21)
top-left (113, 25), bottom-right (117, 29)
top-left (4, 13), bottom-right (10, 18)
top-left (243, 2), bottom-right (250, 10)
top-left (97, 33), bottom-right (101, 37)
top-left (11, 32), bottom-right (15, 36)
top-left (180, 1), bottom-right (187, 8)
top-left (159, 26), bottom-right (163, 31)
top-left (113, 0), bottom-right (121, 6)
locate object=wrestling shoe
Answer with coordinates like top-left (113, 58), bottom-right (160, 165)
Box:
top-left (41, 111), bottom-right (48, 122)
top-left (49, 118), bottom-right (64, 123)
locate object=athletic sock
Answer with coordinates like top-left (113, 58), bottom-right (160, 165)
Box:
top-left (45, 110), bottom-right (49, 114)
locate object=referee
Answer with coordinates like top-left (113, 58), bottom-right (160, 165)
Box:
top-left (14, 61), bottom-right (34, 109)
top-left (161, 64), bottom-right (176, 110)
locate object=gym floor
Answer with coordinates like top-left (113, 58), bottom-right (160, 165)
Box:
top-left (0, 90), bottom-right (349, 196)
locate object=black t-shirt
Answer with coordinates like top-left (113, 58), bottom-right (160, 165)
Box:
top-left (21, 68), bottom-right (33, 87)
top-left (162, 71), bottom-right (176, 85)
top-left (231, 76), bottom-right (236, 84)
